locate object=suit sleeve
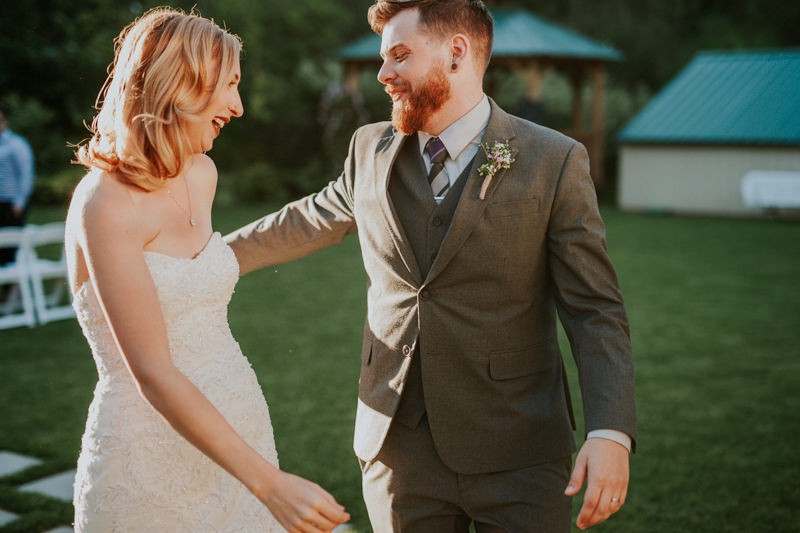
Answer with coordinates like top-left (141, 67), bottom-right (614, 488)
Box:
top-left (225, 129), bottom-right (361, 275)
top-left (546, 142), bottom-right (637, 449)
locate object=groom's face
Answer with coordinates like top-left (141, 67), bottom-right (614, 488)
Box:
top-left (377, 8), bottom-right (452, 135)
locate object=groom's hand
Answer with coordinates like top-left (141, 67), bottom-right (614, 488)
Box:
top-left (564, 438), bottom-right (630, 530)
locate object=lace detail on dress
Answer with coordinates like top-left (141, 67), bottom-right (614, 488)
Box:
top-left (72, 233), bottom-right (281, 532)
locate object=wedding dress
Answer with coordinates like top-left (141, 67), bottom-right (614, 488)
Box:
top-left (72, 232), bottom-right (282, 532)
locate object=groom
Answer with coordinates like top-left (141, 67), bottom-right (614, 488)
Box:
top-left (227, 0), bottom-right (636, 530)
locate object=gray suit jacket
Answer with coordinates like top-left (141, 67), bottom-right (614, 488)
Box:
top-left (226, 100), bottom-right (636, 474)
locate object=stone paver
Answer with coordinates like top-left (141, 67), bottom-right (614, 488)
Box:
top-left (0, 450), bottom-right (42, 477)
top-left (0, 450), bottom-right (75, 530)
top-left (0, 508), bottom-right (19, 527)
top-left (19, 470), bottom-right (75, 502)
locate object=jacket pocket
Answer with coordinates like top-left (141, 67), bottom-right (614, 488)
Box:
top-left (361, 331), bottom-right (373, 365)
top-left (485, 197), bottom-right (540, 219)
top-left (489, 340), bottom-right (556, 380)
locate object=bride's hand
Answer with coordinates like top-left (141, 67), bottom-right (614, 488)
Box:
top-left (255, 470), bottom-right (350, 532)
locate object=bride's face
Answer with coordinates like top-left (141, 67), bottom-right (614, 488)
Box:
top-left (186, 59), bottom-right (243, 154)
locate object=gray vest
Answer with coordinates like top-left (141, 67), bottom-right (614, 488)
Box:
top-left (389, 135), bottom-right (474, 428)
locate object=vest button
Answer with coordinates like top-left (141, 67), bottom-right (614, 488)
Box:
top-left (402, 345), bottom-right (412, 357)
top-left (432, 216), bottom-right (443, 227)
top-left (420, 289), bottom-right (431, 300)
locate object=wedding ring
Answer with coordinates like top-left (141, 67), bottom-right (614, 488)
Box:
top-left (611, 497), bottom-right (620, 503)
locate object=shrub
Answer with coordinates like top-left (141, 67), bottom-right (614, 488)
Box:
top-left (30, 167), bottom-right (83, 207)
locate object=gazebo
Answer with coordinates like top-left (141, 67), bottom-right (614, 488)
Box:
top-left (336, 8), bottom-right (621, 187)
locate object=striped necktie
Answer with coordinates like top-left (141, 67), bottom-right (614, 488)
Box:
top-left (425, 136), bottom-right (450, 200)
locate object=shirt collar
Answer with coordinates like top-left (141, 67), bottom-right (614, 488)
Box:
top-left (418, 94), bottom-right (490, 159)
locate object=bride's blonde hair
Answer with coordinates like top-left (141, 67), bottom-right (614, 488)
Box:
top-left (76, 7), bottom-right (242, 191)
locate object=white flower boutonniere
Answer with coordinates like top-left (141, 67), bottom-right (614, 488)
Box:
top-left (477, 140), bottom-right (515, 200)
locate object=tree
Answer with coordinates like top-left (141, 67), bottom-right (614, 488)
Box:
top-left (2, 0), bottom-right (798, 202)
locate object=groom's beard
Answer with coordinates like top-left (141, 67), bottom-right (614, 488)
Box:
top-left (387, 63), bottom-right (451, 135)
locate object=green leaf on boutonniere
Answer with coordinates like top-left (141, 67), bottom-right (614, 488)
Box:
top-left (478, 140), bottom-right (515, 199)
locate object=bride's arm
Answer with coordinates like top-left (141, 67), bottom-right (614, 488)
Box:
top-left (75, 178), bottom-right (349, 532)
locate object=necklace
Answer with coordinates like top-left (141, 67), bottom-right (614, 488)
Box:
top-left (165, 174), bottom-right (197, 228)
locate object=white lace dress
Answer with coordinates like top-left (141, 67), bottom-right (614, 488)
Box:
top-left (72, 232), bottom-right (282, 532)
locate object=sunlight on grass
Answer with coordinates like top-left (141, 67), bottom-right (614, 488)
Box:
top-left (1, 204), bottom-right (798, 532)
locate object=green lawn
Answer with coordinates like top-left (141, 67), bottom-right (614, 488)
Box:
top-left (1, 203), bottom-right (798, 532)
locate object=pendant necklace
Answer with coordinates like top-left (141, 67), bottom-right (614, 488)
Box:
top-left (166, 174), bottom-right (197, 227)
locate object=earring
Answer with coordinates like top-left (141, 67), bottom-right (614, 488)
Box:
top-left (451, 63), bottom-right (458, 71)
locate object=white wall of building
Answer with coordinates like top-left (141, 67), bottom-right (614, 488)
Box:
top-left (618, 145), bottom-right (800, 216)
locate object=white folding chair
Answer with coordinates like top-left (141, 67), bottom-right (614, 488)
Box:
top-left (0, 227), bottom-right (36, 329)
top-left (26, 222), bottom-right (76, 324)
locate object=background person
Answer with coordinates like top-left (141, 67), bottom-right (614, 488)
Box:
top-left (0, 109), bottom-right (35, 265)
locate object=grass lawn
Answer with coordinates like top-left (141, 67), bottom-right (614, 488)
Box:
top-left (1, 202), bottom-right (798, 532)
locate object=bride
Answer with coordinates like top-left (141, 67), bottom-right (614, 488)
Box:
top-left (65, 7), bottom-right (349, 532)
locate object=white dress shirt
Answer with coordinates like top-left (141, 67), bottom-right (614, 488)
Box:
top-left (418, 95), bottom-right (491, 200)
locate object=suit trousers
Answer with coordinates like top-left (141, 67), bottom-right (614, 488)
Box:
top-left (360, 414), bottom-right (573, 532)
top-left (0, 201), bottom-right (25, 265)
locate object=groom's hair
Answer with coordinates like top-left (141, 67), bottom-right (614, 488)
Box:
top-left (368, 0), bottom-right (494, 71)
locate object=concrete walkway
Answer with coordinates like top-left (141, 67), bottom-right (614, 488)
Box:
top-left (0, 450), bottom-right (74, 531)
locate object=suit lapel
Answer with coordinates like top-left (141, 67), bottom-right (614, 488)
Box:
top-left (426, 101), bottom-right (517, 282)
top-left (373, 130), bottom-right (424, 283)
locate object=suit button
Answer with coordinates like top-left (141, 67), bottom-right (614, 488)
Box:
top-left (432, 216), bottom-right (443, 227)
top-left (402, 345), bottom-right (412, 356)
top-left (420, 289), bottom-right (431, 300)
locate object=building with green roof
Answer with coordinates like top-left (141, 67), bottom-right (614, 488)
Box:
top-left (617, 50), bottom-right (800, 216)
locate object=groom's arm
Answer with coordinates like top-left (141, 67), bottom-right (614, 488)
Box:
top-left (225, 178), bottom-right (356, 275)
top-left (544, 141), bottom-right (635, 528)
top-left (225, 134), bottom-right (360, 275)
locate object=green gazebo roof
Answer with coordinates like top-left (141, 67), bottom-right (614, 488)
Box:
top-left (337, 8), bottom-right (621, 62)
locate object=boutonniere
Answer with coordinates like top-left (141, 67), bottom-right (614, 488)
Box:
top-left (477, 140), bottom-right (515, 200)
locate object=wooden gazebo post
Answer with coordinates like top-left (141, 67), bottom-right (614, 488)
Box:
top-left (511, 60), bottom-right (544, 103)
top-left (343, 63), bottom-right (361, 94)
top-left (570, 70), bottom-right (585, 135)
top-left (590, 63), bottom-right (606, 187)
top-left (508, 60), bottom-right (607, 187)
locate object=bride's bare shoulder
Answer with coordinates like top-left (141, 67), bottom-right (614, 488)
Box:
top-left (184, 153), bottom-right (219, 204)
top-left (73, 168), bottom-right (128, 199)
top-left (188, 153), bottom-right (217, 174)
top-left (68, 170), bottom-right (139, 237)
top-left (186, 153), bottom-right (218, 186)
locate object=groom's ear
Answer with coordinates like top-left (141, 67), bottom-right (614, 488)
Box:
top-left (448, 33), bottom-right (470, 70)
